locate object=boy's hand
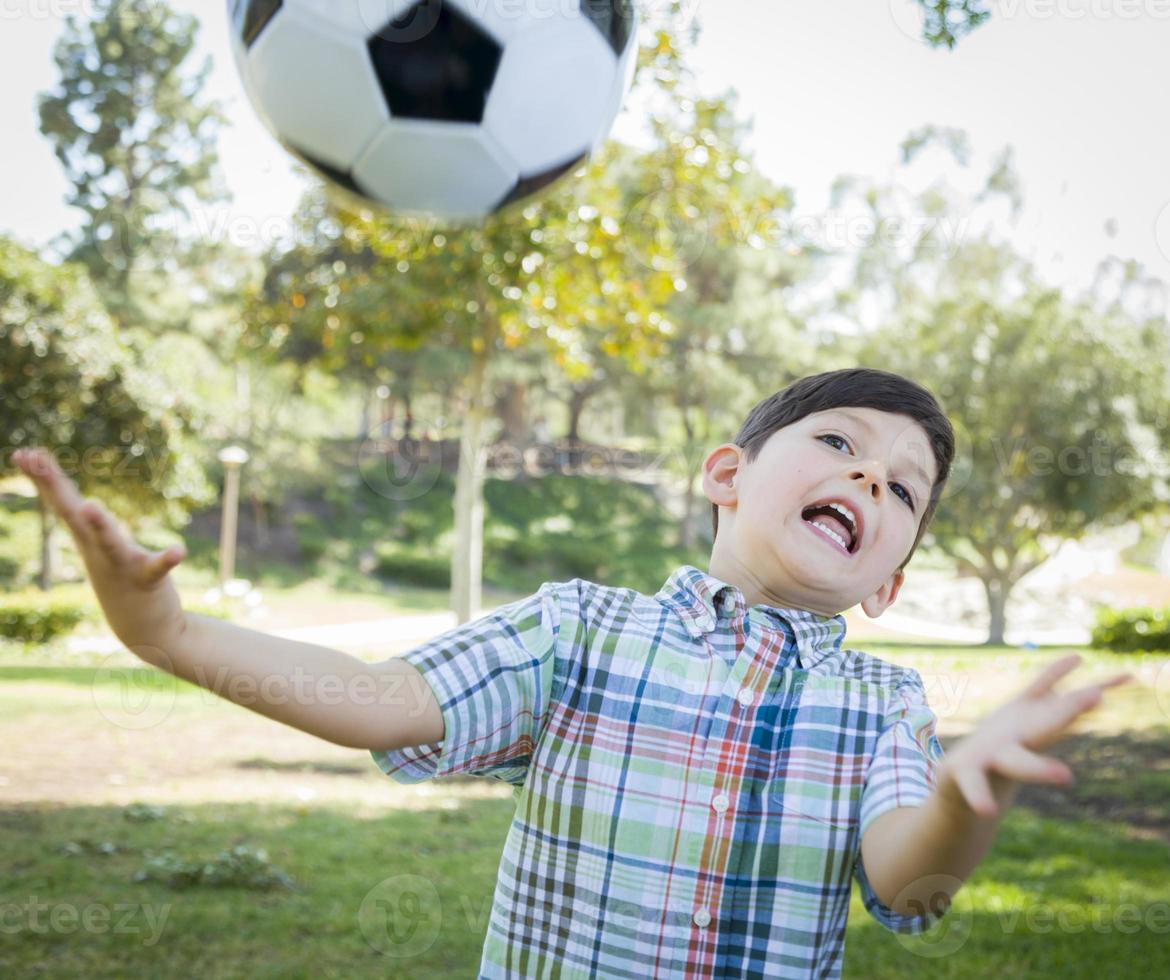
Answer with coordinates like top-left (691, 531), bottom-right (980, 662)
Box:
top-left (937, 653), bottom-right (1133, 819)
top-left (13, 448), bottom-right (189, 656)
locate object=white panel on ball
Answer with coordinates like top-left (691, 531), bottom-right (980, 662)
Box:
top-left (483, 20), bottom-right (618, 175)
top-left (354, 122), bottom-right (519, 218)
top-left (286, 0), bottom-right (422, 40)
top-left (249, 8), bottom-right (390, 171)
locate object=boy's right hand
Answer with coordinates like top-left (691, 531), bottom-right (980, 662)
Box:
top-left (13, 448), bottom-right (189, 657)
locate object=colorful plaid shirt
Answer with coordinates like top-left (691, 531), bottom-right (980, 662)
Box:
top-left (371, 565), bottom-right (948, 978)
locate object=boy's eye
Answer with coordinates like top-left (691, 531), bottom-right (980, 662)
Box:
top-left (817, 433), bottom-right (916, 512)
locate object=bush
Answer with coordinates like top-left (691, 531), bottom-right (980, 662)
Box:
top-left (1091, 606), bottom-right (1170, 652)
top-left (0, 590), bottom-right (90, 644)
top-left (292, 513), bottom-right (330, 563)
top-left (374, 546), bottom-right (451, 588)
top-left (133, 844), bottom-right (297, 891)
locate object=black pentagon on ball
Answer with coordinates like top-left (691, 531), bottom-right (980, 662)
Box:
top-left (580, 0), bottom-right (635, 56)
top-left (367, 1), bottom-right (503, 124)
top-left (494, 152), bottom-right (589, 213)
top-left (231, 0), bottom-right (282, 49)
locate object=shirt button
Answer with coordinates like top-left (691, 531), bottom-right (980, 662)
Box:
top-left (736, 688), bottom-right (755, 707)
top-left (711, 793), bottom-right (730, 813)
top-left (693, 908), bottom-right (712, 927)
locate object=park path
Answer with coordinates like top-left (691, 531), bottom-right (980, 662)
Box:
top-left (66, 599), bottom-right (1087, 658)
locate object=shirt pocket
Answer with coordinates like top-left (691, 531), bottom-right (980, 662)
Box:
top-left (756, 684), bottom-right (872, 885)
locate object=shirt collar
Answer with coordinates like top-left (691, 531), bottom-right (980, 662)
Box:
top-left (654, 564), bottom-right (847, 670)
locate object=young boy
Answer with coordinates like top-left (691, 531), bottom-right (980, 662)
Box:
top-left (13, 367), bottom-right (1131, 979)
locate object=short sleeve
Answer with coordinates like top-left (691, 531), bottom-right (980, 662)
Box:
top-left (853, 668), bottom-right (948, 933)
top-left (369, 581), bottom-right (567, 788)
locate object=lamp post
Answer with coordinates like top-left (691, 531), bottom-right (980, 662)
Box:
top-left (217, 446), bottom-right (250, 588)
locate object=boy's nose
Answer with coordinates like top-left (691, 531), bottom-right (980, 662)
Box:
top-left (849, 460), bottom-right (886, 499)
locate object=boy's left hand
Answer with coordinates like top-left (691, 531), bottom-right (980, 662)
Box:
top-left (937, 653), bottom-right (1133, 819)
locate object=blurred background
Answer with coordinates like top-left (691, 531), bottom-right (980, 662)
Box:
top-left (1, 2), bottom-right (1168, 977)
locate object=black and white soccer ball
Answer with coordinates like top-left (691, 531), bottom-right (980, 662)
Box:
top-left (227, 0), bottom-right (639, 220)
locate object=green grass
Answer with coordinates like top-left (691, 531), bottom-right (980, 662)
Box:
top-left (2, 621), bottom-right (1168, 976)
top-left (0, 800), bottom-right (513, 978)
top-left (843, 809), bottom-right (1170, 977)
top-left (0, 800), bottom-right (1166, 978)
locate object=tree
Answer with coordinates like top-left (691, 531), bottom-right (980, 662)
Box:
top-left (37, 0), bottom-right (230, 334)
top-left (826, 135), bottom-right (1170, 643)
top-left (911, 0), bottom-right (993, 48)
top-left (248, 144), bottom-right (677, 621)
top-left (0, 237), bottom-right (213, 588)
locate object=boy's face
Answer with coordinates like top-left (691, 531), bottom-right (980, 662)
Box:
top-left (702, 407), bottom-right (939, 618)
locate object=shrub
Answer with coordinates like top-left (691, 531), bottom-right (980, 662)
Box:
top-left (374, 546), bottom-right (451, 588)
top-left (1091, 606), bottom-right (1170, 652)
top-left (0, 590), bottom-right (90, 644)
top-left (133, 844), bottom-right (297, 891)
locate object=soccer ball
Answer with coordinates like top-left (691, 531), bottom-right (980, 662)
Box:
top-left (227, 0), bottom-right (639, 220)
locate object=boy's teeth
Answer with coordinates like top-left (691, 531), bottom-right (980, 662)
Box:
top-left (812, 520), bottom-right (849, 551)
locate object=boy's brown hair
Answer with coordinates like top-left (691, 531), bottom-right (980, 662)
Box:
top-left (712, 368), bottom-right (956, 571)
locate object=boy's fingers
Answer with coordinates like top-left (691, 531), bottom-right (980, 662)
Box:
top-left (952, 766), bottom-right (999, 819)
top-left (142, 546), bottom-right (185, 586)
top-left (1017, 653), bottom-right (1082, 700)
top-left (993, 743), bottom-right (1072, 785)
top-left (16, 449), bottom-right (94, 542)
top-left (81, 500), bottom-right (128, 561)
top-left (1025, 687), bottom-right (1104, 748)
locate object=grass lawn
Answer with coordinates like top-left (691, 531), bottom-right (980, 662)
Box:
top-left (2, 641), bottom-right (1168, 977)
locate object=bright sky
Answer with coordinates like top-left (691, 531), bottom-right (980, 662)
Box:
top-left (2, 0), bottom-right (1169, 296)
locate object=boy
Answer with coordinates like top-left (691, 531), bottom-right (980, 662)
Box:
top-left (13, 367), bottom-right (1131, 978)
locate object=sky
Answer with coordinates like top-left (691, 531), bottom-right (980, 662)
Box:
top-left (2, 0), bottom-right (1169, 298)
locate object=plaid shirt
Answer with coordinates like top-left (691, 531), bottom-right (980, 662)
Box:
top-left (371, 565), bottom-right (948, 978)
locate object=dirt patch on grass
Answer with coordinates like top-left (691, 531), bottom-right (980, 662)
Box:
top-left (1000, 727), bottom-right (1170, 843)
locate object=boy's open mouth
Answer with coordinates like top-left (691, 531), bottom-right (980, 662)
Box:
top-left (800, 500), bottom-right (861, 556)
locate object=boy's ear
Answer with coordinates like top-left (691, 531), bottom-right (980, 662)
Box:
top-left (701, 445), bottom-right (741, 508)
top-left (860, 568), bottom-right (905, 618)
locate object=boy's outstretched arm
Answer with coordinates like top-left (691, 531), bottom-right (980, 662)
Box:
top-left (12, 448), bottom-right (444, 753)
top-left (860, 654), bottom-right (1133, 917)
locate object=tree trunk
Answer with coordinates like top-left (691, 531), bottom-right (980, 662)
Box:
top-left (451, 340), bottom-right (493, 625)
top-left (567, 387), bottom-right (591, 444)
top-left (983, 575), bottom-right (1009, 645)
top-left (37, 495), bottom-right (55, 591)
top-left (679, 472), bottom-right (698, 551)
top-left (250, 492), bottom-right (269, 549)
top-left (358, 382), bottom-right (373, 440)
top-left (495, 379), bottom-right (529, 446)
